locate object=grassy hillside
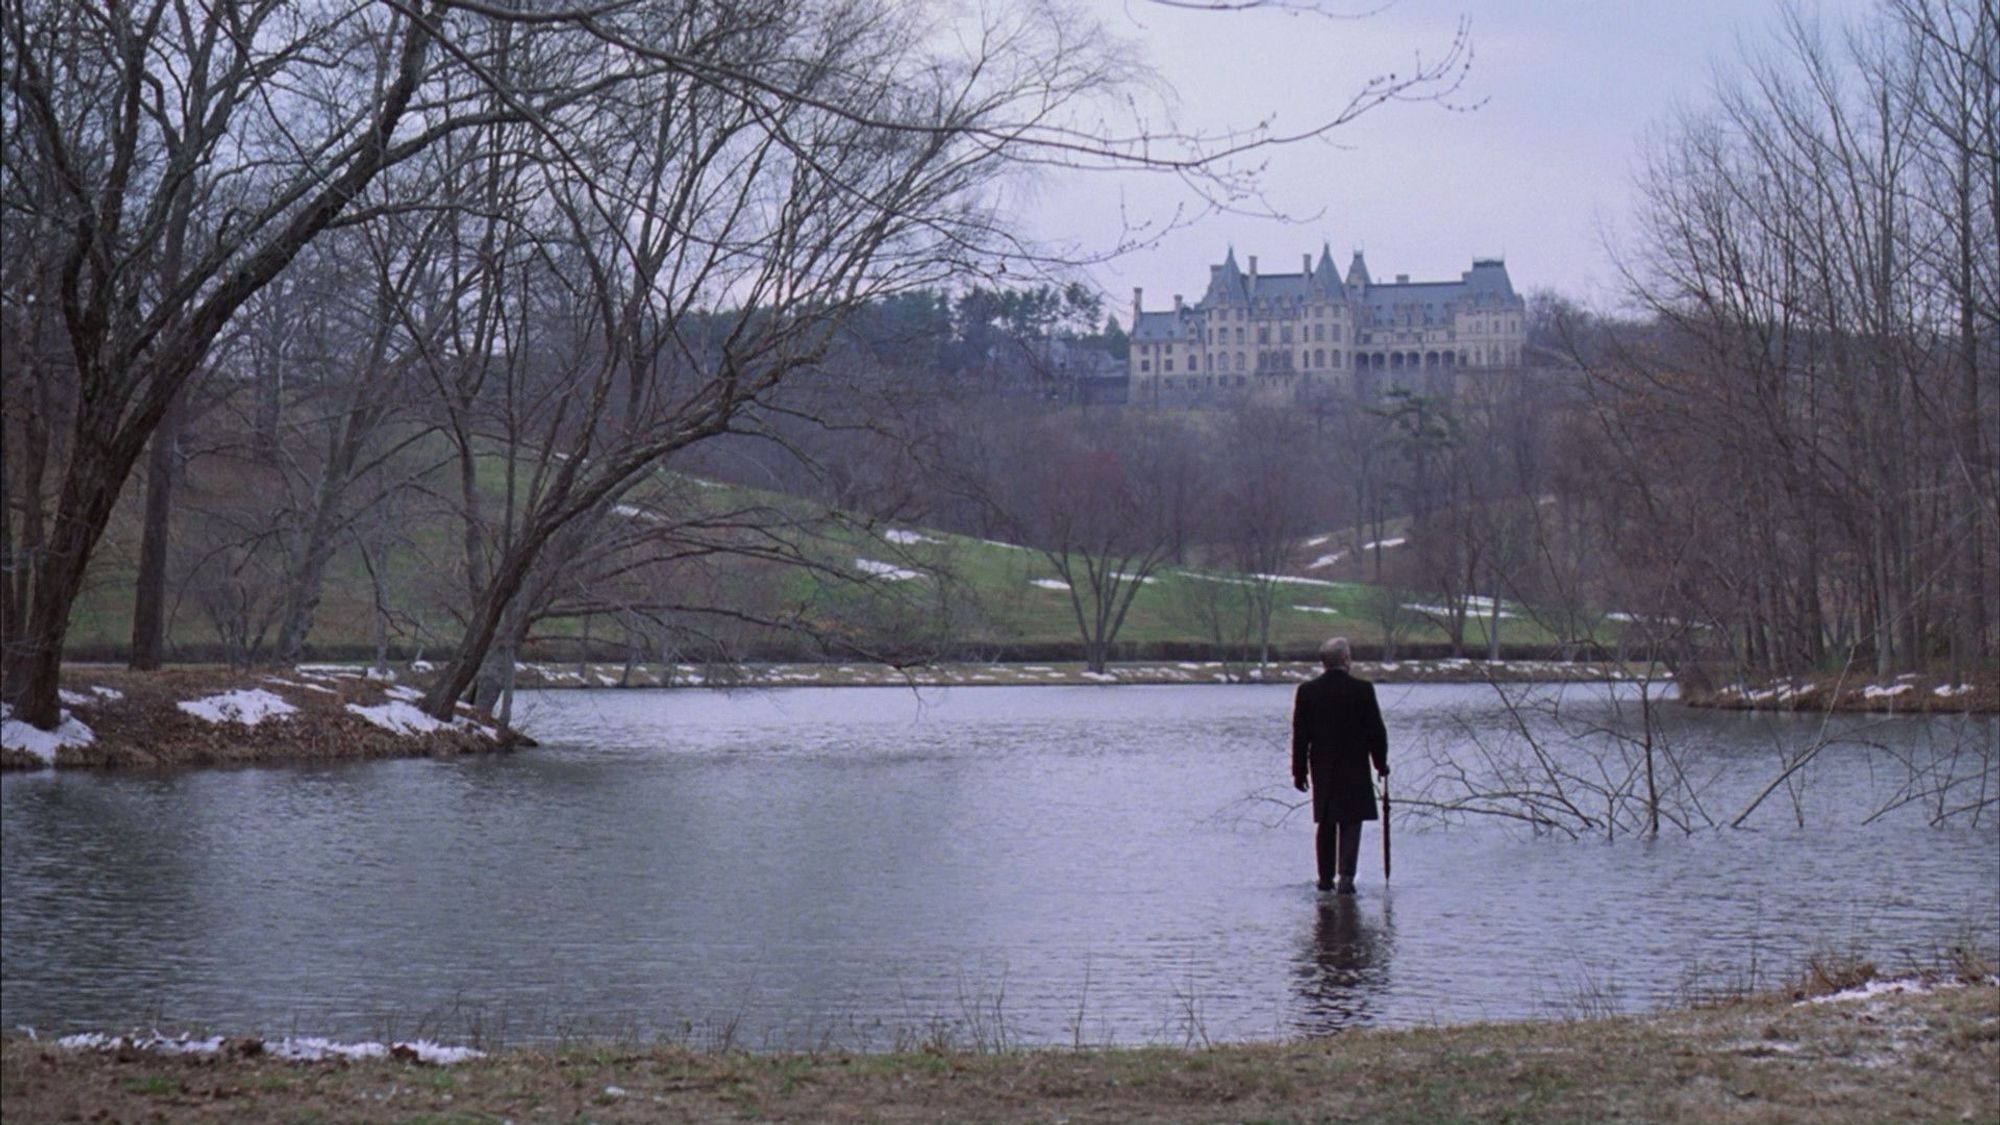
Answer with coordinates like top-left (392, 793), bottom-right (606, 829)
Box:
top-left (64, 445), bottom-right (1592, 664)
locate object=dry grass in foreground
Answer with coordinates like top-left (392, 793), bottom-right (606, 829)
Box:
top-left (4, 982), bottom-right (1994, 1123)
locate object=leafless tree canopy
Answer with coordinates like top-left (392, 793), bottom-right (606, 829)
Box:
top-left (2, 0), bottom-right (1475, 727)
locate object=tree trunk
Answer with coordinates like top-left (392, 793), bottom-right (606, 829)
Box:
top-left (3, 440), bottom-right (137, 728)
top-left (273, 433), bottom-right (363, 664)
top-left (128, 393), bottom-right (183, 670)
top-left (424, 544), bottom-right (537, 719)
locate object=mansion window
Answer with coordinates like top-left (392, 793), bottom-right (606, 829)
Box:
top-left (1164, 358), bottom-right (1174, 373)
top-left (1280, 326), bottom-right (1292, 344)
top-left (1314, 348), bottom-right (1325, 367)
top-left (1140, 359), bottom-right (1150, 372)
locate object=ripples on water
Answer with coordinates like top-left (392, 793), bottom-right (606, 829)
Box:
top-left (3, 684), bottom-right (1994, 1048)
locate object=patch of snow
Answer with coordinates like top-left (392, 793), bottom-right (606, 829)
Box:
top-left (409, 660), bottom-right (435, 672)
top-left (265, 677), bottom-right (338, 695)
top-left (58, 1032), bottom-right (223, 1055)
top-left (1933, 683), bottom-right (1972, 697)
top-left (1031, 578), bottom-right (1071, 591)
top-left (345, 701), bottom-right (455, 736)
top-left (1305, 535), bottom-right (1331, 547)
top-left (58, 689), bottom-right (92, 707)
top-left (56, 1031), bottom-right (483, 1065)
top-left (854, 558), bottom-right (923, 581)
top-left (1360, 537), bottom-right (1406, 551)
top-left (884, 529), bottom-right (940, 545)
top-left (383, 685), bottom-right (425, 702)
top-left (1306, 553), bottom-right (1345, 570)
top-left (1264, 574), bottom-right (1340, 588)
top-left (1403, 601), bottom-right (1515, 619)
top-left (178, 689), bottom-right (298, 727)
top-left (1080, 671), bottom-right (1116, 682)
top-left (2, 705), bottom-right (96, 763)
top-left (614, 503), bottom-right (666, 524)
top-left (1798, 975), bottom-right (1992, 1005)
top-left (295, 664), bottom-right (360, 678)
top-left (90, 686), bottom-right (124, 702)
top-left (364, 667), bottom-right (396, 682)
top-left (1294, 605), bottom-right (1339, 615)
top-left (1862, 683), bottom-right (1913, 699)
top-left (1185, 571), bottom-right (1338, 589)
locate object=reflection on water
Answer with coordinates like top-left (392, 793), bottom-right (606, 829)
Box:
top-left (2, 684), bottom-right (1994, 1048)
top-left (1292, 895), bottom-right (1393, 1036)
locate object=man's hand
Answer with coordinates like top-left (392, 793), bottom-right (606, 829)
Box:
top-left (1293, 776), bottom-right (1308, 792)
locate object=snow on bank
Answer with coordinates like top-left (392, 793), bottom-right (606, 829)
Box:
top-left (178, 689), bottom-right (298, 726)
top-left (1, 705), bottom-right (96, 763)
top-left (1800, 975), bottom-right (1998, 1006)
top-left (884, 529), bottom-right (941, 545)
top-left (1361, 537), bottom-right (1406, 551)
top-left (854, 558), bottom-right (923, 581)
top-left (1184, 571), bottom-right (1340, 589)
top-left (345, 701), bottom-right (454, 736)
top-left (52, 1031), bottom-right (483, 1065)
top-left (1031, 578), bottom-right (1071, 591)
top-left (265, 676), bottom-right (338, 695)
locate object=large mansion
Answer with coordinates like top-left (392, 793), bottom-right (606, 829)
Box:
top-left (1128, 246), bottom-right (1527, 403)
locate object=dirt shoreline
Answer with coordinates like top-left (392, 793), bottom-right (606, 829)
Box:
top-left (4, 980), bottom-right (1993, 1123)
top-left (7, 660), bottom-right (1992, 771)
top-left (1679, 668), bottom-right (2000, 715)
top-left (493, 657), bottom-right (2000, 713)
top-left (0, 666), bottom-right (510, 772)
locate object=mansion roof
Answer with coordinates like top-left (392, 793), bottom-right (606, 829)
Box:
top-left (1131, 247), bottom-right (1519, 342)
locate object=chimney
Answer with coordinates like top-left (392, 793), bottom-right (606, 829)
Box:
top-left (1173, 294), bottom-right (1183, 315)
top-left (1248, 255), bottom-right (1258, 291)
top-left (1132, 286), bottom-right (1142, 325)
top-left (1303, 253), bottom-right (1312, 276)
top-left (1395, 273), bottom-right (1409, 284)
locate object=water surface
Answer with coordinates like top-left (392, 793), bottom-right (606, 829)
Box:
top-left (3, 683), bottom-right (1993, 1047)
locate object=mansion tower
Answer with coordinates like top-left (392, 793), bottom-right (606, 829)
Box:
top-left (1128, 246), bottom-right (1527, 404)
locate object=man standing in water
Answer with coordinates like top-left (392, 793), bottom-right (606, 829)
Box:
top-left (1292, 637), bottom-right (1389, 894)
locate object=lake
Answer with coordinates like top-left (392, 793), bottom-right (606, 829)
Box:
top-left (3, 682), bottom-right (1994, 1049)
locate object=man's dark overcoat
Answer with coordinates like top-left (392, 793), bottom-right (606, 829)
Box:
top-left (1291, 668), bottom-right (1388, 823)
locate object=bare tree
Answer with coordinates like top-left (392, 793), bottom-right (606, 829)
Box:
top-left (975, 410), bottom-right (1183, 672)
top-left (1594, 0), bottom-right (1998, 683)
top-left (0, 0), bottom-right (579, 726)
top-left (3, 0), bottom-right (1480, 728)
top-left (1208, 401), bottom-right (1327, 666)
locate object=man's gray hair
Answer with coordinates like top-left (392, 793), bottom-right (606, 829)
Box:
top-left (1319, 636), bottom-right (1352, 669)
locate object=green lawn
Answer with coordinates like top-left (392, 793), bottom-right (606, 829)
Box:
top-left (66, 441), bottom-right (1594, 661)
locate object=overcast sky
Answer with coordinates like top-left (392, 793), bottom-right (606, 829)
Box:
top-left (1033, 0), bottom-right (1872, 317)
